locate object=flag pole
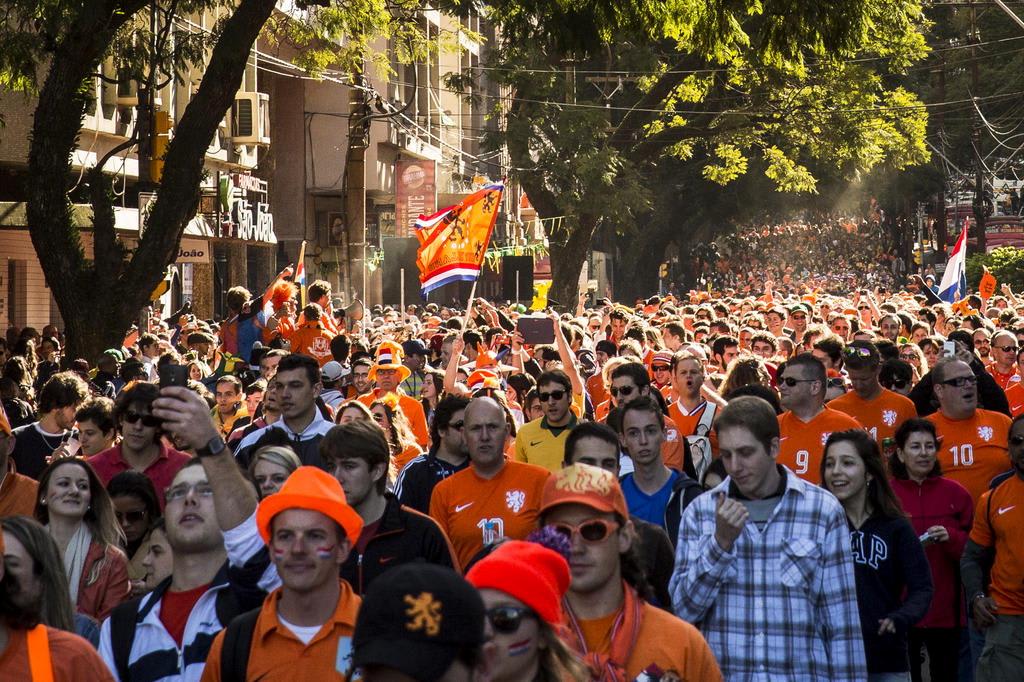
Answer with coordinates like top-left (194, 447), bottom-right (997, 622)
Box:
top-left (463, 279), bottom-right (478, 328)
top-left (297, 240), bottom-right (308, 308)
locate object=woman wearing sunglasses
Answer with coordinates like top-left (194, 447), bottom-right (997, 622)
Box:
top-left (821, 430), bottom-right (933, 682)
top-left (34, 457), bottom-right (130, 621)
top-left (888, 419), bottom-right (974, 682)
top-left (467, 539), bottom-right (588, 681)
top-left (106, 470), bottom-right (162, 596)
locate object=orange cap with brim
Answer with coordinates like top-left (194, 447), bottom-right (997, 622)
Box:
top-left (539, 463), bottom-right (629, 519)
top-left (256, 466), bottom-right (364, 545)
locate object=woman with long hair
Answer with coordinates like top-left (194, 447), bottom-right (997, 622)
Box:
top-left (335, 399), bottom-right (374, 425)
top-left (897, 344), bottom-right (927, 383)
top-left (420, 367), bottom-right (444, 425)
top-left (34, 458), bottom-right (129, 621)
top-left (370, 397), bottom-right (423, 475)
top-left (821, 430), bottom-right (933, 682)
top-left (248, 444), bottom-right (302, 498)
top-left (889, 419), bottom-right (974, 682)
top-left (467, 540), bottom-right (589, 682)
top-left (718, 354), bottom-right (771, 396)
top-left (0, 519), bottom-right (115, 679)
top-left (106, 471), bottom-right (161, 597)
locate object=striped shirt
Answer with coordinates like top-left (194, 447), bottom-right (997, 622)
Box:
top-left (670, 468), bottom-right (867, 681)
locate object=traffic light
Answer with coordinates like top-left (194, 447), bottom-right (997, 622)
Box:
top-left (659, 262), bottom-right (668, 279)
top-left (151, 110), bottom-right (171, 183)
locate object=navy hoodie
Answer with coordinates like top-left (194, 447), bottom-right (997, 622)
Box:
top-left (849, 514), bottom-right (934, 673)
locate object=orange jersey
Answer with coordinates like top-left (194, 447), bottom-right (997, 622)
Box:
top-left (586, 373), bottom-right (609, 408)
top-left (987, 363), bottom-right (1019, 392)
top-left (969, 475), bottom-right (1024, 614)
top-left (288, 321), bottom-right (334, 367)
top-left (1006, 382), bottom-right (1024, 417)
top-left (429, 461), bottom-right (550, 570)
top-left (777, 408), bottom-right (863, 484)
top-left (828, 388), bottom-right (916, 444)
top-left (668, 400), bottom-right (720, 455)
top-left (926, 409), bottom-right (1012, 503)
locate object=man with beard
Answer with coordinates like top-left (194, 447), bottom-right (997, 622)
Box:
top-left (100, 385), bottom-right (275, 682)
top-left (10, 371), bottom-right (89, 480)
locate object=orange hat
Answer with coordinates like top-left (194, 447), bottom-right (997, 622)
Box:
top-left (369, 340), bottom-right (411, 383)
top-left (372, 391), bottom-right (402, 411)
top-left (466, 541), bottom-right (570, 625)
top-left (473, 347), bottom-right (516, 373)
top-left (540, 463), bottom-right (629, 519)
top-left (466, 369), bottom-right (501, 392)
top-left (424, 315), bottom-right (443, 328)
top-left (256, 466), bottom-right (364, 545)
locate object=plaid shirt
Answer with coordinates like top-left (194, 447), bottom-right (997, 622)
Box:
top-left (670, 468), bottom-right (867, 681)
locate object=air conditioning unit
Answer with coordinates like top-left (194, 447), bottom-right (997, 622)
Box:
top-left (231, 92), bottom-right (270, 146)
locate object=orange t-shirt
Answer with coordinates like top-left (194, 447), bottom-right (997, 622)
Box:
top-left (576, 603), bottom-right (723, 681)
top-left (987, 363), bottom-right (1019, 392)
top-left (668, 400), bottom-right (720, 455)
top-left (0, 626), bottom-right (115, 682)
top-left (429, 461), bottom-right (550, 570)
top-left (828, 388), bottom-right (917, 444)
top-left (969, 475), bottom-right (1024, 614)
top-left (586, 373), bottom-right (609, 409)
top-left (926, 409), bottom-right (1011, 503)
top-left (289, 321), bottom-right (335, 367)
top-left (1005, 382), bottom-right (1024, 417)
top-left (201, 583), bottom-right (360, 681)
top-left (777, 408), bottom-right (864, 484)
top-left (0, 469), bottom-right (38, 518)
top-left (392, 445), bottom-right (424, 477)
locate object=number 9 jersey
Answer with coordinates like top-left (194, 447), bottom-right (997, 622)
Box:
top-left (776, 407), bottom-right (863, 485)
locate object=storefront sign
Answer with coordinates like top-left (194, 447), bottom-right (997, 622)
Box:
top-left (176, 238), bottom-right (210, 264)
top-left (395, 158), bottom-right (436, 237)
top-left (230, 198), bottom-right (275, 242)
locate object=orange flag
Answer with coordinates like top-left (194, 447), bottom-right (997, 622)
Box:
top-left (979, 266), bottom-right (997, 300)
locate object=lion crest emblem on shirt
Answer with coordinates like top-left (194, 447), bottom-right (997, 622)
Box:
top-left (820, 432), bottom-right (832, 446)
top-left (506, 489), bottom-right (526, 513)
top-left (882, 410), bottom-right (897, 427)
top-left (978, 426), bottom-right (993, 442)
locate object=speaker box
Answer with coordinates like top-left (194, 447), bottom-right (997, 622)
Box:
top-left (382, 237), bottom-right (421, 305)
top-left (501, 255), bottom-right (533, 302)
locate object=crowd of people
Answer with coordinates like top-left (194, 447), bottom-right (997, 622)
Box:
top-left (0, 262), bottom-right (1023, 682)
top-left (709, 218), bottom-right (904, 294)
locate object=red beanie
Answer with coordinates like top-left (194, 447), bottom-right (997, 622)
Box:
top-left (466, 540), bottom-right (570, 625)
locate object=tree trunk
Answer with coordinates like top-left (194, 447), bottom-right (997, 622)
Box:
top-left (24, 0), bottom-right (276, 362)
top-left (548, 213), bottom-right (598, 310)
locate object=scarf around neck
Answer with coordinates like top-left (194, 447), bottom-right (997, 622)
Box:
top-left (564, 581), bottom-right (643, 682)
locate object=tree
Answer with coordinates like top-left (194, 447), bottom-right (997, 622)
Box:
top-left (0, 0), bottom-right (430, 360)
top-left (470, 0), bottom-right (932, 305)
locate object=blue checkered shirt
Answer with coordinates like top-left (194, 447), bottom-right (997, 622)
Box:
top-left (670, 468), bottom-right (867, 681)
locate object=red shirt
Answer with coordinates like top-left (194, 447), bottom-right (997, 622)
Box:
top-left (88, 442), bottom-right (191, 510)
top-left (160, 583), bottom-right (211, 647)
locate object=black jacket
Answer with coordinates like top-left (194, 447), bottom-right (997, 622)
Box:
top-left (340, 493), bottom-right (456, 594)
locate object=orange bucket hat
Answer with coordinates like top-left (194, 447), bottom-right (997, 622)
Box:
top-left (256, 466), bottom-right (364, 544)
top-left (369, 340), bottom-right (412, 383)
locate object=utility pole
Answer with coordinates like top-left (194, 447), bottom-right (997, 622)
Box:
top-left (970, 1), bottom-right (987, 254)
top-left (935, 56), bottom-right (947, 254)
top-left (344, 77), bottom-right (370, 304)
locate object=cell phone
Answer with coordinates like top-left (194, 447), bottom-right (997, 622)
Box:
top-left (918, 531), bottom-right (932, 544)
top-left (64, 438), bottom-right (81, 458)
top-left (159, 364), bottom-right (190, 388)
top-left (942, 341), bottom-right (956, 358)
top-left (516, 315), bottom-right (555, 345)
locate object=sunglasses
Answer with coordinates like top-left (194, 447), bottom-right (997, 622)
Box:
top-left (884, 379), bottom-right (909, 389)
top-left (487, 606), bottom-right (535, 634)
top-left (123, 411), bottom-right (161, 427)
top-left (844, 346), bottom-right (873, 358)
top-left (940, 376), bottom-right (977, 388)
top-left (447, 421), bottom-right (465, 430)
top-left (651, 365), bottom-right (671, 372)
top-left (995, 345), bottom-right (1019, 353)
top-left (899, 353), bottom-right (918, 361)
top-left (780, 376), bottom-right (816, 387)
top-left (1010, 435), bottom-right (1024, 446)
top-left (550, 519), bottom-right (619, 544)
top-left (610, 385), bottom-right (636, 399)
top-left (858, 306), bottom-right (870, 310)
top-left (791, 314), bottom-right (807, 320)
top-left (115, 510), bottom-right (147, 524)
top-left (538, 389), bottom-right (567, 402)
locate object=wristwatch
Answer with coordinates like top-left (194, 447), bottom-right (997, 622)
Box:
top-left (196, 436), bottom-right (227, 458)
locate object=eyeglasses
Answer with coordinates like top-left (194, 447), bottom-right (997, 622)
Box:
top-left (780, 376), bottom-right (817, 387)
top-left (1009, 435), bottom-right (1024, 446)
top-left (939, 375), bottom-right (977, 388)
top-left (447, 421), bottom-right (465, 430)
top-left (610, 385), bottom-right (636, 399)
top-left (487, 606), bottom-right (535, 634)
top-left (651, 365), bottom-right (670, 372)
top-left (165, 482), bottom-right (214, 503)
top-left (115, 510), bottom-right (147, 524)
top-left (123, 411), bottom-right (161, 428)
top-left (550, 519), bottom-right (619, 544)
top-left (538, 389), bottom-right (567, 402)
top-left (995, 345), bottom-right (1019, 353)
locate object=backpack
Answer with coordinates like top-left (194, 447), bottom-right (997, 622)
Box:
top-left (219, 608), bottom-right (262, 682)
top-left (684, 403), bottom-right (717, 482)
top-left (665, 474), bottom-right (705, 548)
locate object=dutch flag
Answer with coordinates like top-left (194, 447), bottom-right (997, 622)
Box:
top-left (937, 225), bottom-right (968, 303)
